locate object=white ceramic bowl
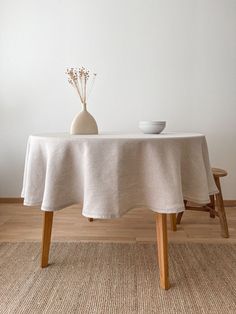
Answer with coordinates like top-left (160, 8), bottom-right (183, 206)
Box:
top-left (139, 121), bottom-right (166, 134)
top-left (139, 121), bottom-right (166, 125)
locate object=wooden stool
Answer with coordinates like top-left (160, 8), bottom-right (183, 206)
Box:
top-left (176, 168), bottom-right (229, 238)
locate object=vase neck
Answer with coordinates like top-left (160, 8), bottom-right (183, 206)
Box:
top-left (82, 102), bottom-right (87, 111)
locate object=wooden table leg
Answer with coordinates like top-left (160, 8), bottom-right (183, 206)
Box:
top-left (156, 213), bottom-right (170, 290)
top-left (41, 211), bottom-right (54, 268)
top-left (169, 213), bottom-right (177, 231)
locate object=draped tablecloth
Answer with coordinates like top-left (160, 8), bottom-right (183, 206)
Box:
top-left (21, 133), bottom-right (217, 218)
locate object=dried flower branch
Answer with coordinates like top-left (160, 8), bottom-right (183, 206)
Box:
top-left (66, 66), bottom-right (96, 110)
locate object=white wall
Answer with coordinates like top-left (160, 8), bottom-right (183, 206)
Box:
top-left (0, 0), bottom-right (236, 198)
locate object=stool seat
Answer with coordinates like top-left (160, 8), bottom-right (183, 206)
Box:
top-left (212, 168), bottom-right (227, 178)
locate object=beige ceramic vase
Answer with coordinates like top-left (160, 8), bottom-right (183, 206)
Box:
top-left (70, 103), bottom-right (98, 135)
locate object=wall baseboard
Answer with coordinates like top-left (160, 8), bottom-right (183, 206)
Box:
top-left (0, 198), bottom-right (23, 204)
top-left (0, 198), bottom-right (236, 207)
top-left (224, 200), bottom-right (236, 207)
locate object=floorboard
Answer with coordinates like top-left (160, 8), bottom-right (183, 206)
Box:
top-left (0, 204), bottom-right (235, 243)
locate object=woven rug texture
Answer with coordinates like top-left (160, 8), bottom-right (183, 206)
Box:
top-left (0, 242), bottom-right (236, 314)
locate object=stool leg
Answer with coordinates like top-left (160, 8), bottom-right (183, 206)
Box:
top-left (176, 200), bottom-right (187, 224)
top-left (209, 195), bottom-right (216, 218)
top-left (176, 212), bottom-right (183, 225)
top-left (214, 177), bottom-right (229, 238)
top-left (88, 218), bottom-right (94, 222)
top-left (169, 214), bottom-right (177, 231)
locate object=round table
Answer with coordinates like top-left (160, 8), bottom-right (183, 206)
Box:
top-left (21, 132), bottom-right (217, 289)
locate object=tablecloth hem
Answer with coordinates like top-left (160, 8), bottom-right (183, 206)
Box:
top-left (22, 191), bottom-right (218, 215)
top-left (82, 204), bottom-right (186, 219)
top-left (183, 192), bottom-right (218, 204)
top-left (23, 201), bottom-right (79, 211)
top-left (23, 201), bottom-right (186, 215)
top-left (23, 201), bottom-right (42, 207)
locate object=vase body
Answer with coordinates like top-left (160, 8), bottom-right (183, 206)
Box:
top-left (70, 108), bottom-right (98, 135)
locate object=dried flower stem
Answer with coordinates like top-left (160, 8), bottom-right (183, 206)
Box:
top-left (66, 66), bottom-right (96, 110)
top-left (84, 78), bottom-right (87, 106)
top-left (87, 73), bottom-right (97, 98)
top-left (79, 76), bottom-right (84, 104)
top-left (74, 82), bottom-right (83, 104)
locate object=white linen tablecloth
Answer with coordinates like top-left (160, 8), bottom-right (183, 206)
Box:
top-left (21, 133), bottom-right (218, 218)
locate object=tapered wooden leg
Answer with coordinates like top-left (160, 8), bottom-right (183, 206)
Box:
top-left (177, 200), bottom-right (187, 224)
top-left (215, 193), bottom-right (229, 238)
top-left (209, 195), bottom-right (216, 218)
top-left (214, 177), bottom-right (229, 238)
top-left (169, 214), bottom-right (177, 231)
top-left (41, 211), bottom-right (54, 268)
top-left (156, 213), bottom-right (170, 290)
top-left (176, 212), bottom-right (183, 224)
top-left (88, 218), bottom-right (94, 222)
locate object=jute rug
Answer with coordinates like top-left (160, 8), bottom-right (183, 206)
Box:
top-left (0, 243), bottom-right (236, 314)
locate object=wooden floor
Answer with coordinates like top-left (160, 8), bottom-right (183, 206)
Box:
top-left (0, 204), bottom-right (235, 243)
